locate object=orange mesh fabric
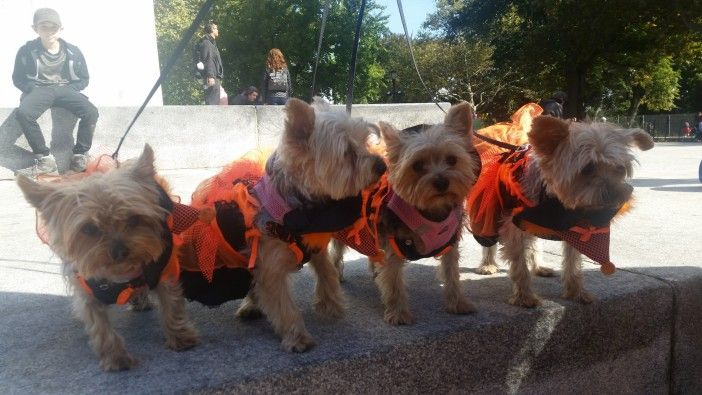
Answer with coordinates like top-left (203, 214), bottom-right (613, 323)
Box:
top-left (467, 148), bottom-right (534, 238)
top-left (191, 150), bottom-right (269, 209)
top-left (334, 175), bottom-right (389, 263)
top-left (182, 151), bottom-right (268, 279)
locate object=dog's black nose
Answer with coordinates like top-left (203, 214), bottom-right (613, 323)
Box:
top-left (373, 157), bottom-right (387, 175)
top-left (109, 242), bottom-right (130, 261)
top-left (433, 176), bottom-right (449, 192)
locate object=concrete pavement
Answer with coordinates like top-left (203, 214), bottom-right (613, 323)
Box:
top-left (0, 133), bottom-right (700, 392)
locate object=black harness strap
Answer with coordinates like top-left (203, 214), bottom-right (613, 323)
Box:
top-left (473, 131), bottom-right (522, 151)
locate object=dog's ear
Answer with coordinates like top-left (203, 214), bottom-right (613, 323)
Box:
top-left (284, 98), bottom-right (315, 142)
top-left (626, 128), bottom-right (654, 151)
top-left (444, 101), bottom-right (474, 138)
top-left (529, 116), bottom-right (570, 157)
top-left (131, 144), bottom-right (156, 181)
top-left (16, 175), bottom-right (58, 209)
top-left (379, 121), bottom-right (401, 151)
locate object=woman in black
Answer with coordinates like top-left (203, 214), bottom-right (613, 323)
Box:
top-left (261, 48), bottom-right (292, 105)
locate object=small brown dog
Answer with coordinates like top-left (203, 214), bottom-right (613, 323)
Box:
top-left (468, 116), bottom-right (654, 307)
top-left (332, 102), bottom-right (480, 324)
top-left (192, 98), bottom-right (386, 352)
top-left (16, 145), bottom-right (199, 371)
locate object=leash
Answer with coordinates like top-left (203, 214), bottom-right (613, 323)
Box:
top-left (310, 0), bottom-right (331, 98)
top-left (346, 0), bottom-right (367, 115)
top-left (112, 0), bottom-right (216, 160)
top-left (473, 131), bottom-right (521, 150)
top-left (397, 0), bottom-right (517, 151)
top-left (396, 0), bottom-right (446, 114)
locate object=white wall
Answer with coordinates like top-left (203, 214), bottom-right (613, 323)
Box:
top-left (0, 0), bottom-right (162, 107)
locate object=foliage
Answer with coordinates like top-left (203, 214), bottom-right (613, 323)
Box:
top-left (154, 0), bottom-right (391, 105)
top-left (154, 0), bottom-right (207, 105)
top-left (428, 0), bottom-right (701, 120)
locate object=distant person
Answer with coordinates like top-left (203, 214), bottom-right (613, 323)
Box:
top-left (682, 121), bottom-right (692, 137)
top-left (230, 86), bottom-right (259, 105)
top-left (261, 48), bottom-right (292, 105)
top-left (13, 8), bottom-right (99, 176)
top-left (538, 91), bottom-right (567, 119)
top-left (198, 21), bottom-right (226, 105)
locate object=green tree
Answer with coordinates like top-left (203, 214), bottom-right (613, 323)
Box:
top-left (430, 0), bottom-right (699, 120)
top-left (154, 0), bottom-right (207, 105)
top-left (154, 0), bottom-right (391, 105)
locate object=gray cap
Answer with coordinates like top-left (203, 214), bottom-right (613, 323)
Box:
top-left (33, 8), bottom-right (61, 27)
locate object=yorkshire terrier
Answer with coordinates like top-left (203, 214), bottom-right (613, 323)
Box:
top-left (468, 116), bottom-right (654, 307)
top-left (16, 145), bottom-right (199, 371)
top-left (189, 98), bottom-right (386, 352)
top-left (331, 102), bottom-right (480, 324)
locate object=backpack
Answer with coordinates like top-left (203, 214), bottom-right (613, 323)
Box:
top-left (192, 41), bottom-right (204, 79)
top-left (267, 69), bottom-right (288, 92)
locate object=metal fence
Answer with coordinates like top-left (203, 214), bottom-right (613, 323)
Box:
top-left (608, 112), bottom-right (699, 138)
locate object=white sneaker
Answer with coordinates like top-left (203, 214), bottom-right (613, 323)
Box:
top-left (70, 153), bottom-right (89, 173)
top-left (16, 154), bottom-right (58, 178)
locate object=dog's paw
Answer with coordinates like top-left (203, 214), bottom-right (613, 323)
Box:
top-left (100, 352), bottom-right (139, 372)
top-left (281, 332), bottom-right (316, 353)
top-left (313, 298), bottom-right (345, 319)
top-left (532, 266), bottom-right (555, 277)
top-left (475, 264), bottom-right (499, 275)
top-left (384, 308), bottom-right (415, 325)
top-left (445, 297), bottom-right (477, 315)
top-left (166, 326), bottom-right (200, 351)
top-left (563, 289), bottom-right (594, 304)
top-left (509, 292), bottom-right (542, 308)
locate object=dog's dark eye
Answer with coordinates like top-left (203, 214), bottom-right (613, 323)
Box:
top-left (81, 222), bottom-right (100, 236)
top-left (127, 215), bottom-right (140, 228)
top-left (412, 160), bottom-right (425, 173)
top-left (581, 163), bottom-right (595, 176)
top-left (446, 155), bottom-right (457, 166)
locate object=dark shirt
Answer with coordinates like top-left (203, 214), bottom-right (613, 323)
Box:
top-left (199, 34), bottom-right (223, 80)
top-left (36, 45), bottom-right (70, 86)
top-left (230, 93), bottom-right (257, 105)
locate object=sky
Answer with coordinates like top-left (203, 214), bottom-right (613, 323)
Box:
top-left (374, 0), bottom-right (437, 35)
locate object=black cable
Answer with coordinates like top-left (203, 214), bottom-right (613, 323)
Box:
top-left (396, 0), bottom-right (445, 114)
top-left (112, 0), bottom-right (216, 159)
top-left (346, 0), bottom-right (367, 115)
top-left (310, 0), bottom-right (331, 98)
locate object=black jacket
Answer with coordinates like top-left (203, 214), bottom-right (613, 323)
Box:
top-left (261, 67), bottom-right (292, 100)
top-left (199, 34), bottom-right (223, 80)
top-left (12, 38), bottom-right (90, 93)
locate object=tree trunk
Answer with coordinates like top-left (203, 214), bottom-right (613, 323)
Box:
top-left (565, 65), bottom-right (587, 120)
top-left (626, 86), bottom-right (645, 126)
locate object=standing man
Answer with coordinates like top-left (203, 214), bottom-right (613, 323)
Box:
top-left (13, 8), bottom-right (99, 176)
top-left (198, 21), bottom-right (226, 105)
